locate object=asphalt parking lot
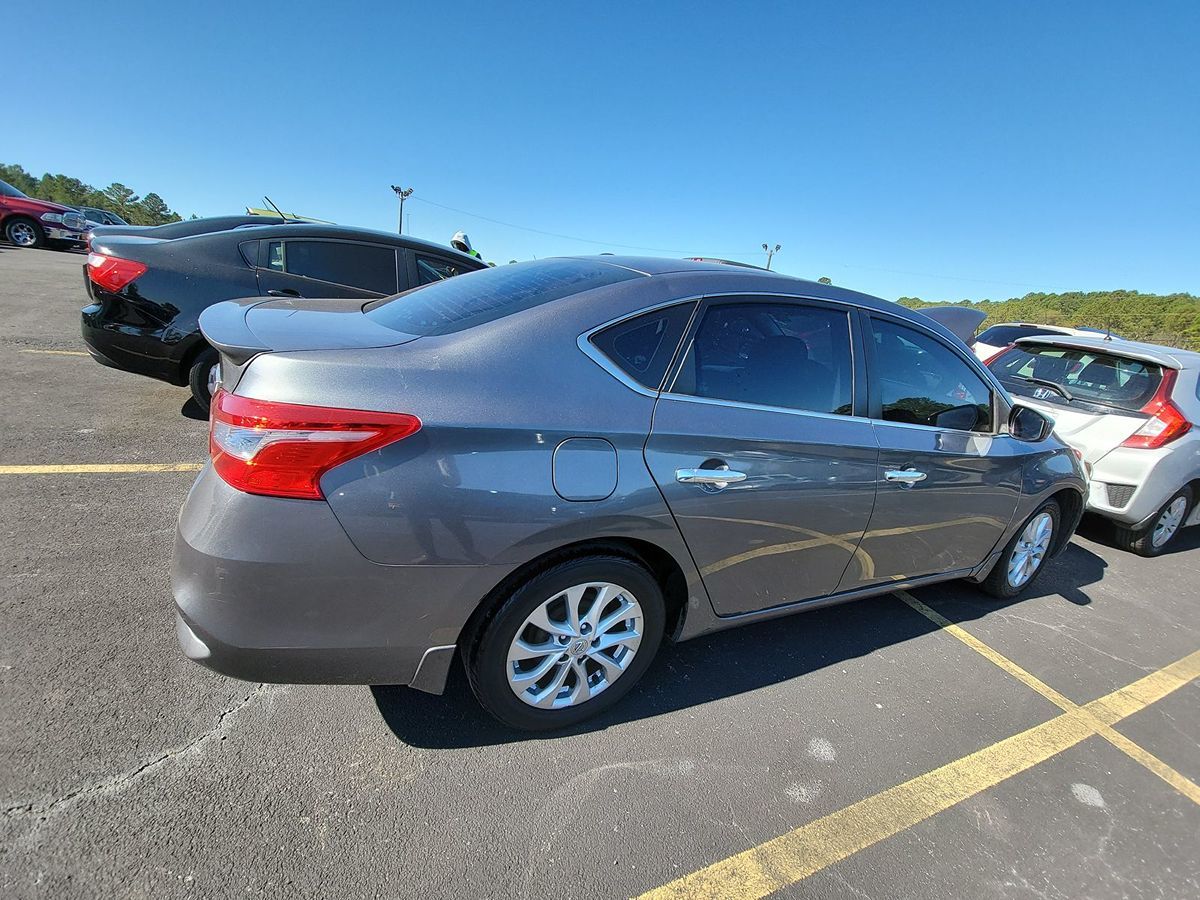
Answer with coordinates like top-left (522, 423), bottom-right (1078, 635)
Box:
top-left (1, 245), bottom-right (1197, 900)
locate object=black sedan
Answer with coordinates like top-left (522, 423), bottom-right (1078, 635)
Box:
top-left (81, 223), bottom-right (486, 410)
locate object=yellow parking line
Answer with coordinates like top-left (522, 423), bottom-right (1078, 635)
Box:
top-left (19, 349), bottom-right (90, 356)
top-left (0, 463), bottom-right (203, 475)
top-left (897, 591), bottom-right (1200, 804)
top-left (638, 648), bottom-right (1200, 900)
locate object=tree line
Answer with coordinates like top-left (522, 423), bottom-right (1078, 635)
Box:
top-left (1, 162), bottom-right (183, 226)
top-left (897, 290), bottom-right (1200, 351)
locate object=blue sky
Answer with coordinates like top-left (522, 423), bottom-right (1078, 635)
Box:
top-left (9, 2), bottom-right (1198, 299)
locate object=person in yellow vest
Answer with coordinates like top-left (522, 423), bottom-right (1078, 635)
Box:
top-left (451, 231), bottom-right (482, 260)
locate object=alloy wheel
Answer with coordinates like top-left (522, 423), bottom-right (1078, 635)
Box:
top-left (8, 221), bottom-right (37, 247)
top-left (506, 581), bottom-right (643, 709)
top-left (1152, 497), bottom-right (1187, 549)
top-left (1008, 511), bottom-right (1054, 588)
top-left (207, 362), bottom-right (222, 397)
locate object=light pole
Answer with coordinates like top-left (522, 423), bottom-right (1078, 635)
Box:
top-left (391, 185), bottom-right (413, 234)
top-left (762, 242), bottom-right (781, 271)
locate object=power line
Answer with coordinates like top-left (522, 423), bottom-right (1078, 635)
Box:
top-left (410, 195), bottom-right (758, 257)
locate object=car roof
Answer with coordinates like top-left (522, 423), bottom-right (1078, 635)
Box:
top-left (1013, 334), bottom-right (1200, 369)
top-left (556, 255), bottom-right (954, 333)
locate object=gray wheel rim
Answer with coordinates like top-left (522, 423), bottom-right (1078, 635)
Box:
top-left (1008, 511), bottom-right (1054, 588)
top-left (8, 221), bottom-right (36, 247)
top-left (1152, 497), bottom-right (1187, 549)
top-left (506, 581), bottom-right (643, 709)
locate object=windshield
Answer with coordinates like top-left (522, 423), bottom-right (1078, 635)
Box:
top-left (990, 344), bottom-right (1164, 411)
top-left (365, 259), bottom-right (641, 336)
top-left (0, 180), bottom-right (28, 199)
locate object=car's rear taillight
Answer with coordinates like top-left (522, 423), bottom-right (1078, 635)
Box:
top-left (982, 344), bottom-right (1015, 366)
top-left (87, 252), bottom-right (147, 292)
top-left (209, 389), bottom-right (421, 500)
top-left (1121, 369), bottom-right (1191, 450)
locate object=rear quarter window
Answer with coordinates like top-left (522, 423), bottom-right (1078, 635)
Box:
top-left (590, 303), bottom-right (696, 390)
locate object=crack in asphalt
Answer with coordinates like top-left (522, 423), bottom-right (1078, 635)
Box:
top-left (3, 684), bottom-right (274, 829)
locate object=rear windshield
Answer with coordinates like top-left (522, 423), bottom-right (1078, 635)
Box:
top-left (976, 324), bottom-right (1064, 345)
top-left (365, 259), bottom-right (641, 336)
top-left (990, 344), bottom-right (1164, 411)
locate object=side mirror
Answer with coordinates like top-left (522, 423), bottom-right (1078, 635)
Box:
top-left (1010, 405), bottom-right (1052, 442)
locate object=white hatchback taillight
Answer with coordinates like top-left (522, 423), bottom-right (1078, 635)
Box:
top-left (1121, 369), bottom-right (1191, 450)
top-left (209, 389), bottom-right (421, 500)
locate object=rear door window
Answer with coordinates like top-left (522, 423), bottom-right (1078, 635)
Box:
top-left (271, 240), bottom-right (398, 293)
top-left (871, 317), bottom-right (993, 431)
top-left (590, 303), bottom-right (696, 390)
top-left (671, 301), bottom-right (855, 415)
top-left (990, 344), bottom-right (1163, 411)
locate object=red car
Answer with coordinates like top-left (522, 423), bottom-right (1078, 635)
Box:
top-left (0, 179), bottom-right (89, 249)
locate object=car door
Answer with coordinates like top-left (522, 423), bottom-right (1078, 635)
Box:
top-left (253, 239), bottom-right (399, 299)
top-left (841, 312), bottom-right (1023, 591)
top-left (644, 297), bottom-right (880, 616)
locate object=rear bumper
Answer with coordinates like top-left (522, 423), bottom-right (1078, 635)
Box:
top-left (81, 305), bottom-right (185, 384)
top-left (1086, 443), bottom-right (1197, 525)
top-left (171, 466), bottom-right (509, 691)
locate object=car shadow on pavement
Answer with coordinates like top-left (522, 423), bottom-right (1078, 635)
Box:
top-left (180, 398), bottom-right (207, 421)
top-left (1075, 511), bottom-right (1200, 557)
top-left (371, 541), bottom-right (1107, 749)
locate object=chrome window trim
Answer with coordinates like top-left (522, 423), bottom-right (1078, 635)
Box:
top-left (657, 390), bottom-right (867, 423)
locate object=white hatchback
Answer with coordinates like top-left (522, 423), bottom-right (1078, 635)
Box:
top-left (987, 335), bottom-right (1200, 556)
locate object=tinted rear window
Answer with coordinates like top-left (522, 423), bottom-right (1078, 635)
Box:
top-left (977, 324), bottom-right (1064, 345)
top-left (990, 344), bottom-right (1164, 411)
top-left (366, 259), bottom-right (641, 336)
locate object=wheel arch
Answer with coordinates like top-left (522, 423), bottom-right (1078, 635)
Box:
top-left (459, 535), bottom-right (691, 669)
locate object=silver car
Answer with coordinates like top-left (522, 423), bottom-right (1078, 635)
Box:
top-left (173, 257), bottom-right (1086, 730)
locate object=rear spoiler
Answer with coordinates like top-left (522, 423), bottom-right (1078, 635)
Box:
top-left (915, 307), bottom-right (987, 346)
top-left (199, 299), bottom-right (270, 364)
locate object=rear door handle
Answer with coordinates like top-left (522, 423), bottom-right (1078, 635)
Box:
top-left (266, 289), bottom-right (301, 297)
top-left (676, 466), bottom-right (747, 488)
top-left (884, 469), bottom-right (927, 486)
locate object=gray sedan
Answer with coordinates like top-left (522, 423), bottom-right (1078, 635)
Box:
top-left (173, 257), bottom-right (1086, 730)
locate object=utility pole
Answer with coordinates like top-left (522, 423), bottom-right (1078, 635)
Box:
top-left (762, 242), bottom-right (781, 270)
top-left (391, 185), bottom-right (413, 234)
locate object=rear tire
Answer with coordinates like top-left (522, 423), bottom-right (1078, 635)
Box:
top-left (1114, 487), bottom-right (1192, 557)
top-left (188, 347), bottom-right (220, 413)
top-left (466, 555), bottom-right (665, 731)
top-left (4, 216), bottom-right (44, 249)
top-left (980, 500), bottom-right (1060, 599)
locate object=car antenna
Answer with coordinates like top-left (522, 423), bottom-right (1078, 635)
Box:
top-left (263, 196), bottom-right (287, 221)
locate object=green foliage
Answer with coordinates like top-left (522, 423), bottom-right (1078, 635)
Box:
top-left (0, 162), bottom-right (184, 226)
top-left (897, 291), bottom-right (1200, 350)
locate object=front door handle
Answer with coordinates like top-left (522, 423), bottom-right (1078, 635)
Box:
top-left (267, 289), bottom-right (301, 297)
top-left (884, 468), bottom-right (927, 486)
top-left (676, 466), bottom-right (747, 489)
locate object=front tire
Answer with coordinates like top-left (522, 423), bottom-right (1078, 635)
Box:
top-left (980, 500), bottom-right (1060, 598)
top-left (1114, 487), bottom-right (1192, 557)
top-left (4, 216), bottom-right (44, 249)
top-left (187, 346), bottom-right (221, 413)
top-left (466, 555), bottom-right (665, 730)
